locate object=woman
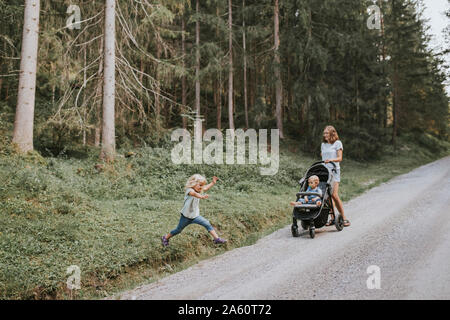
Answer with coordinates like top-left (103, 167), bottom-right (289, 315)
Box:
top-left (321, 125), bottom-right (350, 227)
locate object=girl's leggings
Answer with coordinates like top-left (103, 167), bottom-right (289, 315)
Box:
top-left (170, 214), bottom-right (214, 236)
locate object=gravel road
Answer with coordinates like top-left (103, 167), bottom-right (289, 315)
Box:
top-left (115, 156), bottom-right (450, 300)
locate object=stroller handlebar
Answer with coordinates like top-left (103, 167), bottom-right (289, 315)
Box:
top-left (298, 161), bottom-right (337, 185)
top-left (311, 160), bottom-right (337, 171)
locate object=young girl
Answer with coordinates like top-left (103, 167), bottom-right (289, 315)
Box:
top-left (161, 174), bottom-right (227, 246)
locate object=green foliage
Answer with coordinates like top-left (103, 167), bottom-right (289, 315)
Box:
top-left (1, 0), bottom-right (449, 156)
top-left (0, 103), bottom-right (13, 156)
top-left (338, 126), bottom-right (389, 161)
top-left (0, 0), bottom-right (449, 299)
top-left (0, 142), bottom-right (305, 299)
top-left (0, 138), bottom-right (448, 299)
top-left (413, 131), bottom-right (450, 154)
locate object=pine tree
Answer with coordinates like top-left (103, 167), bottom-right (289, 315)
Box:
top-left (242, 0), bottom-right (249, 129)
top-left (228, 0), bottom-right (235, 129)
top-left (12, 0), bottom-right (40, 153)
top-left (274, 0), bottom-right (283, 138)
top-left (1, 0), bottom-right (447, 156)
top-left (385, 0), bottom-right (445, 144)
top-left (100, 0), bottom-right (116, 161)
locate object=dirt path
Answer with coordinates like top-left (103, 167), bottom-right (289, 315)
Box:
top-left (114, 156), bottom-right (450, 300)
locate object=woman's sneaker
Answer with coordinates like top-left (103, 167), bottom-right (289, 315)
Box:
top-left (213, 237), bottom-right (227, 244)
top-left (161, 235), bottom-right (169, 247)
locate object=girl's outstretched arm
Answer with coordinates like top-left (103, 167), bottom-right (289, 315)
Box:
top-left (202, 176), bottom-right (219, 192)
top-left (188, 190), bottom-right (209, 199)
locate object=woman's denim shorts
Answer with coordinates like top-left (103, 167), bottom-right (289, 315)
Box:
top-left (333, 168), bottom-right (341, 183)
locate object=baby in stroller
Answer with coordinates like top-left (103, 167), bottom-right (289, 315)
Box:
top-left (290, 175), bottom-right (322, 207)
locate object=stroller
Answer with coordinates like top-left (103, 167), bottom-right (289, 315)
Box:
top-left (291, 161), bottom-right (344, 239)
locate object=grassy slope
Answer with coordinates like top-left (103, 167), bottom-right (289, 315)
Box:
top-left (0, 135), bottom-right (449, 299)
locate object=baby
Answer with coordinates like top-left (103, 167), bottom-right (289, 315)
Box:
top-left (290, 175), bottom-right (322, 207)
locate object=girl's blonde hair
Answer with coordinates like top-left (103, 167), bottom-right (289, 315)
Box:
top-left (185, 174), bottom-right (207, 190)
top-left (323, 125), bottom-right (339, 144)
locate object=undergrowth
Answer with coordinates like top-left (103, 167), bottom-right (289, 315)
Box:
top-left (0, 133), bottom-right (448, 299)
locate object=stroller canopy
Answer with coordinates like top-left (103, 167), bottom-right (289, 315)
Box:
top-left (304, 162), bottom-right (335, 185)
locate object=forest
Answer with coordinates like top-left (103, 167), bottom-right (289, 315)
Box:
top-left (1, 0), bottom-right (448, 160)
top-left (0, 0), bottom-right (449, 300)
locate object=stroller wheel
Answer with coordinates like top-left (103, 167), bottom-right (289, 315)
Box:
top-left (335, 214), bottom-right (344, 232)
top-left (301, 220), bottom-right (308, 230)
top-left (291, 225), bottom-right (299, 237)
top-left (309, 227), bottom-right (315, 239)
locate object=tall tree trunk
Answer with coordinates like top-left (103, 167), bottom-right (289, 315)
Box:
top-left (391, 0), bottom-right (399, 147)
top-left (286, 12), bottom-right (292, 125)
top-left (251, 40), bottom-right (256, 113)
top-left (82, 46), bottom-right (87, 146)
top-left (100, 0), bottom-right (116, 161)
top-left (155, 41), bottom-right (162, 125)
top-left (392, 66), bottom-right (399, 147)
top-left (379, 0), bottom-right (387, 128)
top-left (228, 0), bottom-right (234, 130)
top-left (354, 65), bottom-right (359, 126)
top-left (287, 63), bottom-right (293, 124)
top-left (195, 0), bottom-right (201, 117)
top-left (274, 0), bottom-right (284, 138)
top-left (215, 6), bottom-right (222, 130)
top-left (215, 78), bottom-right (221, 130)
top-left (181, 18), bottom-right (187, 129)
top-left (95, 37), bottom-right (104, 148)
top-left (242, 0), bottom-right (249, 129)
top-left (12, 0), bottom-right (40, 153)
top-left (203, 87), bottom-right (208, 131)
top-left (0, 42), bottom-right (4, 100)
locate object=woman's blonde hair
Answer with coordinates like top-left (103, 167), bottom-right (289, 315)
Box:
top-left (185, 174), bottom-right (207, 190)
top-left (323, 125), bottom-right (339, 144)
